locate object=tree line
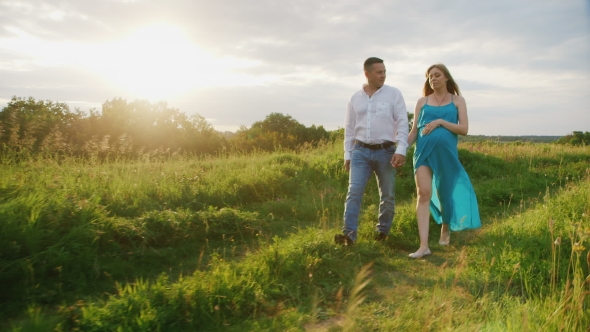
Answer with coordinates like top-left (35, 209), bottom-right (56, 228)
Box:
top-left (0, 96), bottom-right (331, 159)
top-left (4, 95), bottom-right (579, 160)
top-left (555, 131), bottom-right (590, 146)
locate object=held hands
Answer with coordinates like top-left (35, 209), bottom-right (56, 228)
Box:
top-left (390, 154), bottom-right (406, 168)
top-left (422, 119), bottom-right (442, 135)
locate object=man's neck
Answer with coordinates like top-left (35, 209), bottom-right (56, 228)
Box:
top-left (364, 84), bottom-right (381, 97)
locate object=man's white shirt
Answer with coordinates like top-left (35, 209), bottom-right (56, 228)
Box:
top-left (344, 84), bottom-right (409, 160)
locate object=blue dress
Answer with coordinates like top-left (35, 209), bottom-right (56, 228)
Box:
top-left (413, 96), bottom-right (481, 231)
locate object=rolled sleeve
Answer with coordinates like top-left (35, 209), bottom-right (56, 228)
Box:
top-left (393, 92), bottom-right (409, 156)
top-left (394, 141), bottom-right (408, 156)
top-left (344, 99), bottom-right (355, 160)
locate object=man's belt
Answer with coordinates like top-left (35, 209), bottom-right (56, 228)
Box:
top-left (355, 140), bottom-right (395, 150)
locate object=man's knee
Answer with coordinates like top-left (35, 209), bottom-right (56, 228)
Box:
top-left (380, 198), bottom-right (395, 210)
top-left (347, 183), bottom-right (366, 195)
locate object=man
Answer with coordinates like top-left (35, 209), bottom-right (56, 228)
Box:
top-left (335, 57), bottom-right (409, 245)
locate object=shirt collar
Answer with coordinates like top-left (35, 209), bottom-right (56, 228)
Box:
top-left (362, 84), bottom-right (384, 96)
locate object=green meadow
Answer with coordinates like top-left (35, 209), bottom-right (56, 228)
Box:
top-left (1, 140), bottom-right (589, 331)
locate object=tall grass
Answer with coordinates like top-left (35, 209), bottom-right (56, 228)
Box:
top-left (2, 140), bottom-right (589, 331)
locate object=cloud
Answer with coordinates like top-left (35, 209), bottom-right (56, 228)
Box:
top-left (0, 0), bottom-right (588, 135)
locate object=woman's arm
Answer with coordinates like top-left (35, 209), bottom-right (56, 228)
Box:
top-left (407, 97), bottom-right (425, 146)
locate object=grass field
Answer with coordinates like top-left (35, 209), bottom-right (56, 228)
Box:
top-left (1, 141), bottom-right (589, 331)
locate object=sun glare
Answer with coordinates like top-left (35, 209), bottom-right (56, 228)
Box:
top-left (89, 24), bottom-right (268, 100)
top-left (0, 23), bottom-right (275, 101)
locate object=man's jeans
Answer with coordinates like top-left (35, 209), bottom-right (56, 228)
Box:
top-left (343, 143), bottom-right (397, 242)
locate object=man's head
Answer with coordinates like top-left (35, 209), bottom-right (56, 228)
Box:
top-left (363, 57), bottom-right (386, 89)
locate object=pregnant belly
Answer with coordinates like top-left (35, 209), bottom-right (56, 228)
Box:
top-left (418, 128), bottom-right (455, 148)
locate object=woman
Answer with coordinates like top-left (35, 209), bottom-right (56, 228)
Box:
top-left (407, 63), bottom-right (481, 258)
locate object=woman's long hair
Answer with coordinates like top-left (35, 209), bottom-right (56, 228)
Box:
top-left (422, 63), bottom-right (461, 96)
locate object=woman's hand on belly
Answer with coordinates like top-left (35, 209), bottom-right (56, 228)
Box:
top-left (421, 120), bottom-right (441, 136)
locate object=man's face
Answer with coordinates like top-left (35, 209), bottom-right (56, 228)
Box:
top-left (365, 63), bottom-right (386, 88)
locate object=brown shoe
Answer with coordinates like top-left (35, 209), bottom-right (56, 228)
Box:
top-left (334, 234), bottom-right (354, 246)
top-left (375, 232), bottom-right (388, 242)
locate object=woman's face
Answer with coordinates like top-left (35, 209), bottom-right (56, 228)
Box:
top-left (428, 67), bottom-right (447, 90)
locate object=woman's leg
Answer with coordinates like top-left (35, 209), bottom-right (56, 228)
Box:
top-left (412, 166), bottom-right (433, 255)
top-left (440, 223), bottom-right (450, 245)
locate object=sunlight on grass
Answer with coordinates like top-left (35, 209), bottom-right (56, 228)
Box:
top-left (1, 141), bottom-right (589, 331)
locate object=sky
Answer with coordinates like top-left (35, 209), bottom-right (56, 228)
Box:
top-left (1, 0), bottom-right (589, 136)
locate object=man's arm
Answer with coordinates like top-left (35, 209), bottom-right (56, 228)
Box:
top-left (392, 90), bottom-right (409, 156)
top-left (344, 98), bottom-right (355, 161)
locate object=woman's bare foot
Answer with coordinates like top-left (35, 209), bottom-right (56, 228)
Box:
top-left (409, 247), bottom-right (432, 258)
top-left (439, 224), bottom-right (450, 246)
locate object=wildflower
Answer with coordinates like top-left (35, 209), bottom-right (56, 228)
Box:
top-left (554, 237), bottom-right (561, 246)
top-left (572, 243), bottom-right (586, 252)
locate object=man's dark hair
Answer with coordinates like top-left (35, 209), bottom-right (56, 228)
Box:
top-left (364, 57), bottom-right (384, 72)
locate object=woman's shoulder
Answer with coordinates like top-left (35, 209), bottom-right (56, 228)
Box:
top-left (452, 94), bottom-right (466, 109)
top-left (416, 97), bottom-right (428, 109)
top-left (453, 94), bottom-right (466, 104)
top-left (416, 96), bottom-right (427, 105)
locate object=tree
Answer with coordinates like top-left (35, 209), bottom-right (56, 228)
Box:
top-left (556, 131), bottom-right (590, 146)
top-left (407, 112), bottom-right (414, 131)
top-left (0, 96), bottom-right (80, 153)
top-left (97, 98), bottom-right (224, 155)
top-left (0, 96), bottom-right (226, 158)
top-left (230, 113), bottom-right (329, 152)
